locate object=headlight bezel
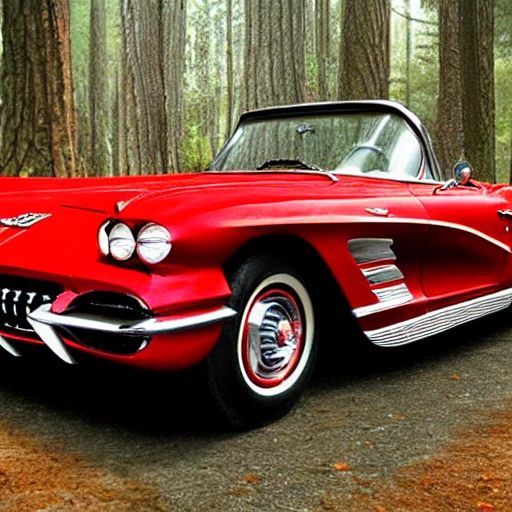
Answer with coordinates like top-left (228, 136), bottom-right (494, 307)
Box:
top-left (136, 223), bottom-right (172, 264)
top-left (108, 222), bottom-right (137, 261)
top-left (98, 220), bottom-right (172, 265)
top-left (98, 221), bottom-right (110, 256)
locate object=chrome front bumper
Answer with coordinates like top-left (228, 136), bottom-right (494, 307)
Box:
top-left (0, 303), bottom-right (236, 364)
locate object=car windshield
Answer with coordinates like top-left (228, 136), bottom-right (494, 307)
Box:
top-left (209, 111), bottom-right (430, 180)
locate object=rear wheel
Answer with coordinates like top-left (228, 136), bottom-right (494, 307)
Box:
top-left (206, 253), bottom-right (318, 429)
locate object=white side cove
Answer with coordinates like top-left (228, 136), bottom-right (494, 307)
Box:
top-left (348, 237), bottom-right (414, 318)
top-left (347, 237), bottom-right (512, 347)
top-left (363, 288), bottom-right (512, 347)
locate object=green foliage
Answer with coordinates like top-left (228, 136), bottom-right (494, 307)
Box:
top-left (496, 0), bottom-right (512, 59)
top-left (390, 2), bottom-right (438, 131)
top-left (495, 57), bottom-right (512, 182)
top-left (180, 126), bottom-right (213, 174)
top-left (70, 0), bottom-right (90, 111)
top-left (495, 0), bottom-right (512, 182)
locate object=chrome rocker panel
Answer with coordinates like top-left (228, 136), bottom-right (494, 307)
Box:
top-left (364, 288), bottom-right (512, 347)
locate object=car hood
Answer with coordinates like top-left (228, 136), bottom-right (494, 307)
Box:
top-left (1, 175), bottom-right (200, 216)
top-left (1, 171), bottom-right (386, 218)
top-left (0, 172), bottom-right (411, 283)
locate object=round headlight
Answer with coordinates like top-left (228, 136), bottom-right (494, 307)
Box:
top-left (136, 223), bottom-right (171, 264)
top-left (109, 223), bottom-right (136, 261)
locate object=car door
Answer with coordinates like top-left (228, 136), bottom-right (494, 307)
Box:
top-left (408, 181), bottom-right (512, 310)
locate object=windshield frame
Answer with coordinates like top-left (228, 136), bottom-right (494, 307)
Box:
top-left (208, 100), bottom-right (443, 183)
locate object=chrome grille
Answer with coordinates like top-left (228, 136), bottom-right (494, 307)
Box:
top-left (0, 276), bottom-right (62, 333)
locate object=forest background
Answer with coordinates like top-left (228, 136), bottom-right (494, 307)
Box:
top-left (0, 0), bottom-right (508, 184)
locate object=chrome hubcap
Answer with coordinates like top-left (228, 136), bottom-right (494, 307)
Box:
top-left (244, 289), bottom-right (303, 387)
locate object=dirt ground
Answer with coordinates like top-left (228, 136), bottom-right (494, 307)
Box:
top-left (1, 404), bottom-right (512, 511)
top-left (322, 409), bottom-right (512, 511)
top-left (0, 423), bottom-right (167, 511)
top-left (1, 315), bottom-right (512, 511)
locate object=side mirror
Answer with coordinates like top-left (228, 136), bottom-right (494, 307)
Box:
top-left (453, 160), bottom-right (472, 186)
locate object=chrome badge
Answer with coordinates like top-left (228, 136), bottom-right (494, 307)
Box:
top-left (0, 213), bottom-right (51, 228)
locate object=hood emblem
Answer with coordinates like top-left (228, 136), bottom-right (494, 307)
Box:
top-left (0, 213), bottom-right (51, 228)
top-left (116, 200), bottom-right (130, 213)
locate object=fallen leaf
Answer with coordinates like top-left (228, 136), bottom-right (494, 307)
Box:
top-left (450, 374), bottom-right (460, 380)
top-left (319, 497), bottom-right (335, 510)
top-left (243, 474), bottom-right (260, 484)
top-left (333, 463), bottom-right (350, 471)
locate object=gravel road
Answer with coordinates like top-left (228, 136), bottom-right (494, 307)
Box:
top-left (0, 312), bottom-right (511, 511)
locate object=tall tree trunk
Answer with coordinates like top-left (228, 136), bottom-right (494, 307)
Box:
top-left (121, 0), bottom-right (168, 175)
top-left (337, 0), bottom-right (390, 100)
top-left (315, 0), bottom-right (330, 100)
top-left (460, 0), bottom-right (495, 182)
top-left (210, 7), bottom-right (225, 157)
top-left (243, 0), bottom-right (306, 110)
top-left (88, 0), bottom-right (109, 176)
top-left (226, 0), bottom-right (234, 137)
top-left (163, 0), bottom-right (186, 173)
top-left (120, 0), bottom-right (185, 175)
top-left (435, 0), bottom-right (464, 176)
top-left (404, 0), bottom-right (412, 106)
top-left (0, 0), bottom-right (78, 177)
top-left (112, 68), bottom-right (124, 176)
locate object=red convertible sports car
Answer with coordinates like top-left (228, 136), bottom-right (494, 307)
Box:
top-left (2, 100), bottom-right (512, 428)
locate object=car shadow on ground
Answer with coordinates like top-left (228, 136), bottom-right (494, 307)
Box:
top-left (0, 311), bottom-right (509, 437)
top-left (0, 349), bottom-right (221, 436)
top-left (311, 310), bottom-right (510, 389)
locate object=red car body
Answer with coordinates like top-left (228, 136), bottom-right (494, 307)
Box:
top-left (2, 100), bottom-right (512, 427)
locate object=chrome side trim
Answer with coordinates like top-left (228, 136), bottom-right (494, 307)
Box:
top-left (0, 334), bottom-right (22, 357)
top-left (362, 265), bottom-right (404, 285)
top-left (226, 217), bottom-right (511, 255)
top-left (373, 283), bottom-right (413, 303)
top-left (353, 283), bottom-right (413, 318)
top-left (354, 295), bottom-right (413, 318)
top-left (364, 288), bottom-right (512, 347)
top-left (348, 238), bottom-right (395, 264)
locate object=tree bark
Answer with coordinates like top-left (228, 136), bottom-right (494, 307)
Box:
top-left (315, 0), bottom-right (330, 100)
top-left (460, 0), bottom-right (495, 182)
top-left (243, 0), bottom-right (306, 110)
top-left (0, 0), bottom-right (78, 177)
top-left (88, 0), bottom-right (109, 176)
top-left (226, 0), bottom-right (234, 136)
top-left (120, 0), bottom-right (185, 175)
top-left (338, 0), bottom-right (390, 100)
top-left (435, 0), bottom-right (464, 176)
top-left (162, 0), bottom-right (186, 173)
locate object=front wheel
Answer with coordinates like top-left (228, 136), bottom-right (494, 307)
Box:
top-left (206, 254), bottom-right (318, 429)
